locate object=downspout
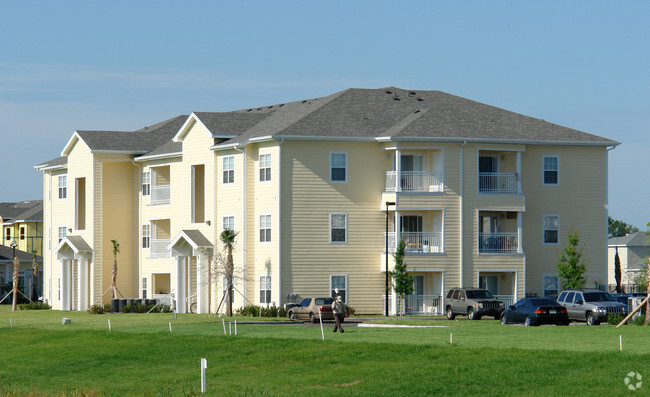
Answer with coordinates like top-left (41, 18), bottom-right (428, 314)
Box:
top-left (459, 140), bottom-right (467, 288)
top-left (132, 160), bottom-right (141, 299)
top-left (277, 138), bottom-right (284, 307)
top-left (232, 144), bottom-right (246, 305)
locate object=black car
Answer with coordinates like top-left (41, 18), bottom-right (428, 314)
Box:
top-left (500, 298), bottom-right (569, 326)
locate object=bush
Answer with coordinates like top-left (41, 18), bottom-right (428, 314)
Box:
top-left (18, 302), bottom-right (51, 310)
top-left (607, 313), bottom-right (624, 325)
top-left (88, 304), bottom-right (105, 314)
top-left (630, 315), bottom-right (646, 326)
top-left (235, 304), bottom-right (284, 317)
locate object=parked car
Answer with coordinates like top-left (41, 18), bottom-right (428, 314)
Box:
top-left (556, 289), bottom-right (628, 325)
top-left (287, 297), bottom-right (336, 323)
top-left (445, 288), bottom-right (505, 320)
top-left (500, 298), bottom-right (569, 326)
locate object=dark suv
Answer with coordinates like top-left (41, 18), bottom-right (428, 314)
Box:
top-left (445, 288), bottom-right (505, 320)
top-left (556, 289), bottom-right (628, 325)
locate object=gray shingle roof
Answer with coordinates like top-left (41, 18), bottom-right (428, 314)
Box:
top-left (5, 201), bottom-right (43, 224)
top-left (0, 201), bottom-right (42, 222)
top-left (64, 236), bottom-right (93, 252)
top-left (180, 230), bottom-right (212, 248)
top-left (208, 87), bottom-right (617, 146)
top-left (609, 232), bottom-right (649, 247)
top-left (34, 156), bottom-right (68, 169)
top-left (0, 245), bottom-right (42, 263)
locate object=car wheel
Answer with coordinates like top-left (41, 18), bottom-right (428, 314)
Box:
top-left (524, 316), bottom-right (532, 327)
top-left (468, 308), bottom-right (478, 320)
top-left (288, 311), bottom-right (296, 320)
top-left (586, 312), bottom-right (598, 326)
top-left (500, 315), bottom-right (507, 325)
top-left (446, 307), bottom-right (455, 320)
top-left (309, 312), bottom-right (316, 323)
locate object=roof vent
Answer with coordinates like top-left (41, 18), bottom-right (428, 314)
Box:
top-left (416, 98), bottom-right (424, 102)
top-left (414, 109), bottom-right (420, 114)
top-left (409, 91), bottom-right (416, 97)
top-left (268, 106), bottom-right (273, 109)
top-left (247, 109), bottom-right (252, 112)
top-left (302, 100), bottom-right (307, 103)
top-left (362, 113), bottom-right (369, 120)
top-left (279, 104), bottom-right (284, 107)
top-left (393, 97), bottom-right (400, 101)
top-left (385, 90), bottom-right (392, 95)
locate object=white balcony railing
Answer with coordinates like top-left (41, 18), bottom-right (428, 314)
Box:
top-left (385, 232), bottom-right (442, 253)
top-left (479, 172), bottom-right (518, 194)
top-left (150, 239), bottom-right (171, 258)
top-left (151, 185), bottom-right (171, 204)
top-left (496, 295), bottom-right (515, 308)
top-left (404, 295), bottom-right (443, 315)
top-left (478, 232), bottom-right (519, 254)
top-left (385, 171), bottom-right (443, 192)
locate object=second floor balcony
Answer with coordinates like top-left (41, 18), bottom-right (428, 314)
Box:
top-left (385, 171), bottom-right (443, 193)
top-left (151, 185), bottom-right (170, 204)
top-left (478, 232), bottom-right (519, 254)
top-left (150, 239), bottom-right (171, 258)
top-left (385, 232), bottom-right (443, 254)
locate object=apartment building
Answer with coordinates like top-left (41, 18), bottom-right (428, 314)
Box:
top-left (36, 87), bottom-right (618, 314)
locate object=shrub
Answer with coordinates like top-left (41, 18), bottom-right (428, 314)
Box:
top-left (607, 313), bottom-right (624, 325)
top-left (236, 305), bottom-right (259, 317)
top-left (121, 304), bottom-right (131, 313)
top-left (157, 304), bottom-right (172, 313)
top-left (235, 304), bottom-right (285, 317)
top-left (18, 302), bottom-right (51, 310)
top-left (87, 304), bottom-right (105, 314)
top-left (630, 315), bottom-right (646, 326)
top-left (133, 303), bottom-right (148, 313)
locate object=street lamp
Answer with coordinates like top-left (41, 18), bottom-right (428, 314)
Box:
top-left (10, 238), bottom-right (17, 259)
top-left (385, 201), bottom-right (395, 316)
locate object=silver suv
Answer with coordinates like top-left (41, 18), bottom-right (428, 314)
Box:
top-left (556, 289), bottom-right (628, 325)
top-left (445, 288), bottom-right (505, 320)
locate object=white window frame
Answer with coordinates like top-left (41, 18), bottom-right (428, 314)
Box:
top-left (542, 214), bottom-right (559, 245)
top-left (142, 224), bottom-right (150, 249)
top-left (329, 151), bottom-right (348, 183)
top-left (58, 226), bottom-right (67, 243)
top-left (259, 275), bottom-right (271, 305)
top-left (223, 216), bottom-right (235, 231)
top-left (141, 171), bottom-right (151, 196)
top-left (329, 212), bottom-right (348, 244)
top-left (142, 277), bottom-right (148, 299)
top-left (58, 175), bottom-right (67, 199)
top-left (259, 214), bottom-right (272, 243)
top-left (542, 274), bottom-right (559, 296)
top-left (330, 274), bottom-right (348, 303)
top-left (259, 153), bottom-right (272, 182)
top-left (542, 155), bottom-right (559, 185)
top-left (223, 156), bottom-right (235, 184)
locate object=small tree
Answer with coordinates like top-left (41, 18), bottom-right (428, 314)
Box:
top-left (11, 256), bottom-right (19, 312)
top-left (111, 240), bottom-right (120, 299)
top-left (557, 228), bottom-right (586, 289)
top-left (389, 239), bottom-right (414, 319)
top-left (31, 250), bottom-right (39, 301)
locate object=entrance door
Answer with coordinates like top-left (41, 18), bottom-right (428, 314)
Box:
top-left (414, 275), bottom-right (425, 312)
top-left (401, 216), bottom-right (423, 251)
top-left (401, 155), bottom-right (423, 190)
top-left (479, 156), bottom-right (497, 191)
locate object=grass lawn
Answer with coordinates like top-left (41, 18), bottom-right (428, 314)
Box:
top-left (0, 307), bottom-right (648, 396)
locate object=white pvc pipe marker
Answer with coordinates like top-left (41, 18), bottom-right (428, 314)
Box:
top-left (200, 358), bottom-right (207, 393)
top-left (620, 335), bottom-right (623, 351)
top-left (108, 319), bottom-right (111, 331)
top-left (319, 310), bottom-right (324, 341)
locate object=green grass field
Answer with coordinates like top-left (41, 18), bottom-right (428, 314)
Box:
top-left (0, 307), bottom-right (648, 396)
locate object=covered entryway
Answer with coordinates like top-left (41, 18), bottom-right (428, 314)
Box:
top-left (478, 270), bottom-right (518, 307)
top-left (167, 230), bottom-right (213, 314)
top-left (56, 236), bottom-right (93, 311)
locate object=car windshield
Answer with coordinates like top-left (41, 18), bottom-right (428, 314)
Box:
top-left (583, 292), bottom-right (615, 302)
top-left (466, 290), bottom-right (495, 299)
top-left (314, 298), bottom-right (334, 305)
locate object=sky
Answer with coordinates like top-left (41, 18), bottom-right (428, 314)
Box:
top-left (0, 1), bottom-right (648, 230)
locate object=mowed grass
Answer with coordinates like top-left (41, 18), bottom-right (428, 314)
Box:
top-left (1, 307), bottom-right (649, 396)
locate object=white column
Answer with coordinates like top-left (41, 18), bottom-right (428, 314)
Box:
top-left (395, 149), bottom-right (402, 192)
top-left (77, 257), bottom-right (88, 311)
top-left (516, 151), bottom-right (522, 194)
top-left (176, 256), bottom-right (186, 313)
top-left (61, 259), bottom-right (70, 311)
top-left (517, 212), bottom-right (523, 254)
top-left (196, 254), bottom-right (209, 314)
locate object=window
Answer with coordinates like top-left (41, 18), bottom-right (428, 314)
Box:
top-left (20, 227), bottom-right (25, 240)
top-left (259, 153), bottom-right (271, 182)
top-left (223, 216), bottom-right (235, 231)
top-left (142, 277), bottom-right (148, 299)
top-left (192, 165), bottom-right (205, 223)
top-left (330, 152), bottom-right (347, 182)
top-left (5, 228), bottom-right (10, 241)
top-left (58, 175), bottom-right (67, 199)
top-left (543, 215), bottom-right (559, 244)
top-left (142, 224), bottom-right (150, 248)
top-left (142, 171), bottom-right (151, 196)
top-left (259, 215), bottom-right (271, 242)
top-left (223, 156), bottom-right (235, 184)
top-left (330, 275), bottom-right (347, 302)
top-left (330, 213), bottom-right (348, 243)
top-left (543, 156), bottom-right (559, 185)
top-left (259, 275), bottom-right (271, 305)
top-left (76, 177), bottom-right (86, 230)
top-left (543, 275), bottom-right (559, 296)
top-left (58, 226), bottom-right (67, 243)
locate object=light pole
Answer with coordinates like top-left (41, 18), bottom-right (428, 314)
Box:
top-left (385, 201), bottom-right (395, 316)
top-left (10, 238), bottom-right (18, 312)
top-left (11, 238), bottom-right (17, 259)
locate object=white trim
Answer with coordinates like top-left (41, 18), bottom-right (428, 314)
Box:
top-left (222, 215), bottom-right (235, 232)
top-left (329, 273), bottom-right (348, 303)
top-left (222, 155), bottom-right (235, 185)
top-left (542, 214), bottom-right (560, 245)
top-left (329, 212), bottom-right (348, 244)
top-left (542, 155), bottom-right (560, 186)
top-left (542, 274), bottom-right (560, 296)
top-left (259, 213), bottom-right (272, 243)
top-left (329, 151), bottom-right (348, 183)
top-left (375, 135), bottom-right (619, 147)
top-left (135, 152), bottom-right (182, 162)
top-left (258, 152), bottom-right (272, 183)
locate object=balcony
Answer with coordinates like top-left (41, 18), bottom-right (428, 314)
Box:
top-left (478, 172), bottom-right (518, 194)
top-left (151, 185), bottom-right (170, 204)
top-left (386, 171), bottom-right (443, 193)
top-left (478, 232), bottom-right (519, 254)
top-left (385, 232), bottom-right (442, 253)
top-left (150, 239), bottom-right (171, 258)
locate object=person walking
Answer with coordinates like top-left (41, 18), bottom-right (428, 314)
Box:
top-left (332, 295), bottom-right (347, 333)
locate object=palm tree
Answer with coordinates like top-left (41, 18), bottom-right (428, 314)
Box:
top-left (11, 256), bottom-right (19, 312)
top-left (220, 229), bottom-right (238, 316)
top-left (111, 240), bottom-right (120, 299)
top-left (31, 250), bottom-right (39, 302)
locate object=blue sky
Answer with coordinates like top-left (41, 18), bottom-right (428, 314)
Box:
top-left (1, 1), bottom-right (648, 229)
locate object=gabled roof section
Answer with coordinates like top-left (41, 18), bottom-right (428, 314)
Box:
top-left (609, 232), bottom-right (649, 247)
top-left (0, 200), bottom-right (42, 222)
top-left (34, 156), bottom-right (67, 171)
top-left (56, 235), bottom-right (93, 255)
top-left (4, 201), bottom-right (43, 224)
top-left (211, 87), bottom-right (618, 148)
top-left (173, 112), bottom-right (272, 143)
top-left (60, 115), bottom-right (187, 156)
top-left (168, 230), bottom-right (213, 250)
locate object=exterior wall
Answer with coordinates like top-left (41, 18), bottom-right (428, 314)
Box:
top-left (1, 221), bottom-right (43, 256)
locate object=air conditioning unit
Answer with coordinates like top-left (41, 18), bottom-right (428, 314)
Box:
top-left (628, 297), bottom-right (647, 319)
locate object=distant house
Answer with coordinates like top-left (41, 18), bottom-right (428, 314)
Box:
top-left (0, 200), bottom-right (44, 256)
top-left (36, 87), bottom-right (618, 314)
top-left (608, 232), bottom-right (650, 291)
top-left (0, 244), bottom-right (43, 303)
